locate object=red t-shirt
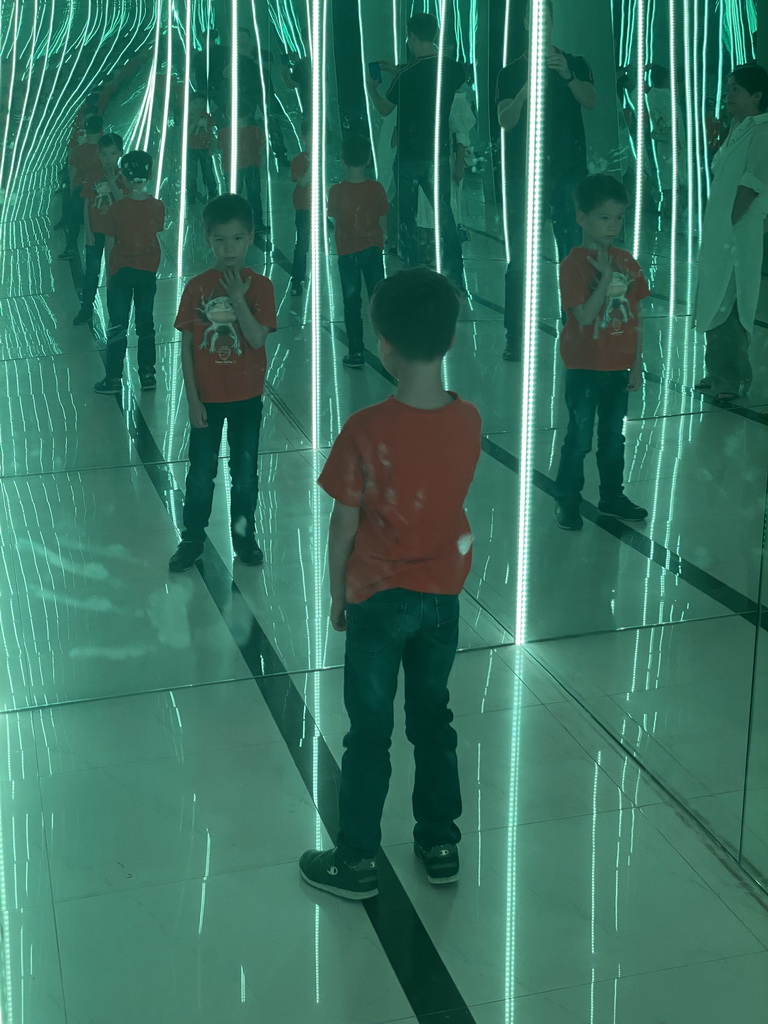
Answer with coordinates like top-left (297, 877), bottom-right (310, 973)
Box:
top-left (101, 196), bottom-right (166, 276)
top-left (174, 268), bottom-right (277, 404)
top-left (188, 112), bottom-right (215, 149)
top-left (291, 152), bottom-right (311, 210)
top-left (318, 394), bottom-right (482, 605)
top-left (82, 173), bottom-right (129, 232)
top-left (218, 125), bottom-right (266, 171)
top-left (68, 142), bottom-right (102, 187)
top-left (559, 247), bottom-right (650, 371)
top-left (327, 180), bottom-right (388, 256)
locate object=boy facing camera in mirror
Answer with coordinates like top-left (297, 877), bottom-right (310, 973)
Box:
top-left (553, 174), bottom-right (650, 532)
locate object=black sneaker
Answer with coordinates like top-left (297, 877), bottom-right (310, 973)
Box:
top-left (169, 540), bottom-right (204, 573)
top-left (233, 538), bottom-right (264, 566)
top-left (58, 248), bottom-right (76, 260)
top-left (343, 352), bottom-right (364, 369)
top-left (598, 495), bottom-right (648, 522)
top-left (72, 307), bottom-right (92, 325)
top-left (93, 377), bottom-right (122, 395)
top-left (414, 842), bottom-right (460, 884)
top-left (502, 341), bottom-right (521, 362)
top-left (290, 279), bottom-right (303, 296)
top-left (139, 372), bottom-right (156, 391)
top-left (554, 502), bottom-right (583, 531)
top-left (299, 848), bottom-right (378, 900)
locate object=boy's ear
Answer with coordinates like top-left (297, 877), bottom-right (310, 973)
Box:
top-left (575, 209), bottom-right (586, 227)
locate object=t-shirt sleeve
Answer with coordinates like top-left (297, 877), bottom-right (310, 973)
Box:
top-left (375, 182), bottom-right (389, 216)
top-left (174, 280), bottom-right (199, 333)
top-left (327, 184), bottom-right (338, 218)
top-left (291, 155), bottom-right (308, 181)
top-left (251, 274), bottom-right (277, 331)
top-left (385, 68), bottom-right (402, 106)
top-left (496, 61), bottom-right (526, 105)
top-left (158, 200), bottom-right (166, 232)
top-left (627, 259), bottom-right (651, 302)
top-left (559, 254), bottom-right (595, 311)
top-left (317, 423), bottom-right (364, 508)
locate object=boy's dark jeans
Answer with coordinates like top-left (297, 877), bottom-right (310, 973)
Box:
top-left (237, 165), bottom-right (264, 227)
top-left (105, 267), bottom-right (158, 379)
top-left (80, 232), bottom-right (105, 311)
top-left (337, 588), bottom-right (462, 861)
top-left (554, 369), bottom-right (629, 505)
top-left (394, 157), bottom-right (464, 284)
top-left (182, 396), bottom-right (263, 545)
top-left (64, 185), bottom-right (83, 249)
top-left (292, 208), bottom-right (310, 282)
top-left (187, 147), bottom-right (217, 199)
top-left (338, 247), bottom-right (384, 353)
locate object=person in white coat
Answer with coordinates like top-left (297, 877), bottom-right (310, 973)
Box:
top-left (694, 64), bottom-right (768, 403)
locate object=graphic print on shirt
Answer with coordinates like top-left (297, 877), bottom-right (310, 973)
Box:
top-left (593, 270), bottom-right (634, 339)
top-left (197, 293), bottom-right (243, 364)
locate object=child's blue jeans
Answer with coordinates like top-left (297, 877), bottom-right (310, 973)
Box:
top-left (337, 588), bottom-right (462, 861)
top-left (337, 246), bottom-right (384, 354)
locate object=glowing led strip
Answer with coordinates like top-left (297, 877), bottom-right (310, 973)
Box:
top-left (632, 0), bottom-right (647, 258)
top-left (309, 0), bottom-right (327, 450)
top-left (499, 0), bottom-right (513, 266)
top-left (357, 0), bottom-right (379, 178)
top-left (432, 0), bottom-right (448, 276)
top-left (154, 0), bottom-right (175, 205)
top-left (230, 0), bottom-right (239, 192)
top-left (515, 0), bottom-right (546, 647)
top-left (176, 0), bottom-right (192, 277)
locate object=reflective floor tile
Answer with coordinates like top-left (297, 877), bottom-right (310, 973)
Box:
top-left (2, 903), bottom-right (67, 1024)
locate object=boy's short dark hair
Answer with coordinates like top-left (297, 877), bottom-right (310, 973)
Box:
top-left (203, 193), bottom-right (254, 235)
top-left (120, 149), bottom-right (153, 181)
top-left (370, 268), bottom-right (460, 362)
top-left (407, 13), bottom-right (438, 43)
top-left (98, 132), bottom-right (123, 152)
top-left (341, 134), bottom-right (371, 167)
top-left (575, 174), bottom-right (629, 214)
top-left (84, 115), bottom-right (104, 134)
top-left (731, 63), bottom-right (768, 112)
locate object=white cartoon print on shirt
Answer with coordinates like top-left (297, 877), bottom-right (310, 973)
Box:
top-left (596, 271), bottom-right (633, 338)
top-left (197, 294), bottom-right (243, 364)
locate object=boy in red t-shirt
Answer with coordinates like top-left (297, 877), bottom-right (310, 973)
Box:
top-left (554, 174), bottom-right (650, 531)
top-left (186, 93), bottom-right (218, 205)
top-left (93, 151), bottom-right (166, 394)
top-left (218, 114), bottom-right (268, 233)
top-left (73, 133), bottom-right (128, 326)
top-left (327, 135), bottom-right (388, 368)
top-left (300, 268), bottom-right (481, 899)
top-left (289, 124), bottom-right (311, 295)
top-left (58, 113), bottom-right (103, 259)
top-left (169, 194), bottom-right (277, 572)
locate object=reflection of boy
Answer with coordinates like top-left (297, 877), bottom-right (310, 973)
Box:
top-left (554, 175), bottom-right (649, 532)
top-left (327, 135), bottom-right (388, 368)
top-left (290, 127), bottom-right (311, 295)
top-left (170, 195), bottom-right (277, 573)
top-left (218, 117), bottom-right (268, 233)
top-left (187, 94), bottom-right (218, 204)
top-left (300, 268), bottom-right (481, 900)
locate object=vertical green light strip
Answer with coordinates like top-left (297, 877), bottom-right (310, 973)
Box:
top-left (247, 0), bottom-right (275, 240)
top-left (155, 0), bottom-right (175, 205)
top-left (432, 0), bottom-right (448, 277)
top-left (176, 0), bottom-right (192, 277)
top-left (499, 0), bottom-right (513, 265)
top-left (357, 1), bottom-right (379, 177)
top-left (632, 0), bottom-right (647, 257)
top-left (391, 0), bottom-right (400, 61)
top-left (515, 0), bottom-right (545, 647)
top-left (138, 9), bottom-right (163, 152)
top-left (230, 0), bottom-right (239, 192)
top-left (0, 0), bottom-right (21, 202)
top-left (309, 0), bottom-right (327, 450)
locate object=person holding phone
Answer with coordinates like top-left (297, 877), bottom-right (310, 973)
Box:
top-left (365, 13), bottom-right (465, 291)
top-left (496, 0), bottom-right (596, 361)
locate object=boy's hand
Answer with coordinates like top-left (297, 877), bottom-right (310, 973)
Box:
top-left (587, 246), bottom-right (612, 278)
top-left (376, 60), bottom-right (397, 75)
top-left (189, 398), bottom-right (208, 429)
top-left (627, 366), bottom-right (643, 392)
top-left (330, 597), bottom-right (347, 632)
top-left (222, 267), bottom-right (251, 302)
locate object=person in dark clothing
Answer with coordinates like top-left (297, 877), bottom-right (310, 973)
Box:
top-left (192, 30), bottom-right (228, 107)
top-left (496, 0), bottom-right (596, 360)
top-left (366, 13), bottom-right (465, 290)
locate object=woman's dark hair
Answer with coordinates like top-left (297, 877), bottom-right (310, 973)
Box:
top-left (120, 149), bottom-right (153, 181)
top-left (370, 268), bottom-right (460, 362)
top-left (98, 132), bottom-right (123, 151)
top-left (407, 13), bottom-right (438, 43)
top-left (731, 64), bottom-right (768, 112)
top-left (84, 115), bottom-right (104, 134)
top-left (203, 193), bottom-right (254, 235)
top-left (341, 134), bottom-right (371, 167)
top-left (575, 174), bottom-right (629, 214)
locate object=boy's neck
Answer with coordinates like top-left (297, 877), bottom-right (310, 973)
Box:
top-left (582, 233), bottom-right (612, 250)
top-left (393, 365), bottom-right (452, 410)
top-left (345, 167), bottom-right (367, 183)
top-left (215, 258), bottom-right (246, 271)
top-left (127, 188), bottom-right (148, 200)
